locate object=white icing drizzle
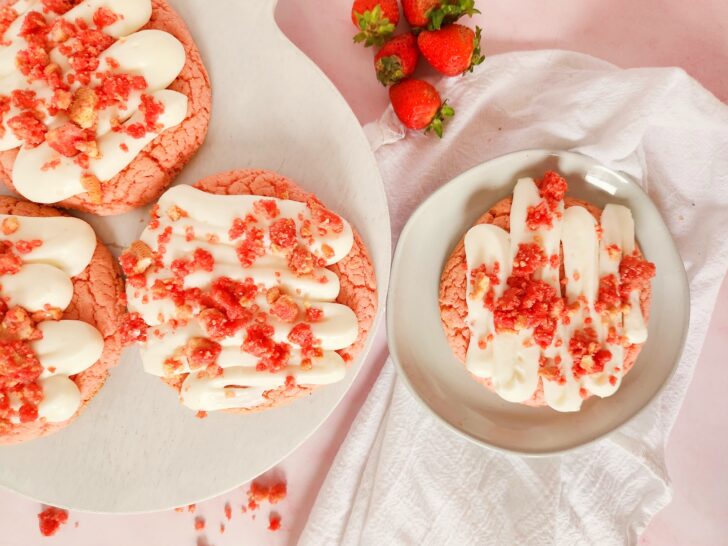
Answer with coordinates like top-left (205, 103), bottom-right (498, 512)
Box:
top-left (1, 214), bottom-right (103, 424)
top-left (127, 186), bottom-right (358, 412)
top-left (0, 0), bottom-right (188, 203)
top-left (463, 177), bottom-right (650, 412)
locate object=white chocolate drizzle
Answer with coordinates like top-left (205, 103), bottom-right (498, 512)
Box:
top-left (463, 177), bottom-right (650, 412)
top-left (2, 214), bottom-right (103, 424)
top-left (128, 186), bottom-right (358, 412)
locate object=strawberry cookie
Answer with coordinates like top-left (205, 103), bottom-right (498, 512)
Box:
top-left (0, 0), bottom-right (211, 215)
top-left (439, 171), bottom-right (656, 412)
top-left (121, 170), bottom-right (377, 414)
top-left (0, 197), bottom-right (125, 444)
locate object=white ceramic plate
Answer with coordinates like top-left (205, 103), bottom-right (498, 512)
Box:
top-left (388, 149), bottom-right (688, 455)
top-left (0, 0), bottom-right (390, 512)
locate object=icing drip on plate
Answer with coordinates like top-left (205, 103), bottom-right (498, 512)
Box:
top-left (0, 214), bottom-right (103, 427)
top-left (125, 185), bottom-right (359, 412)
top-left (463, 172), bottom-right (655, 412)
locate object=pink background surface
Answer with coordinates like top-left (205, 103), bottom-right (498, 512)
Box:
top-left (1, 1), bottom-right (727, 544)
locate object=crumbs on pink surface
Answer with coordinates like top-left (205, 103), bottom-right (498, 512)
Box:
top-left (37, 506), bottom-right (68, 537)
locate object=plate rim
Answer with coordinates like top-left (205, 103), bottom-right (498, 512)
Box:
top-left (386, 148), bottom-right (690, 456)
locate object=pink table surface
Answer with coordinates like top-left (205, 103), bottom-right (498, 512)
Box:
top-left (2, 1), bottom-right (728, 544)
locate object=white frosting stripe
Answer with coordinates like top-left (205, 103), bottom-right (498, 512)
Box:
top-left (34, 320), bottom-right (104, 378)
top-left (140, 301), bottom-right (358, 377)
top-left (0, 263), bottom-right (73, 312)
top-left (463, 224), bottom-right (509, 379)
top-left (0, 214), bottom-right (96, 276)
top-left (156, 185), bottom-right (355, 265)
top-left (180, 352), bottom-right (347, 411)
top-left (542, 207), bottom-right (599, 412)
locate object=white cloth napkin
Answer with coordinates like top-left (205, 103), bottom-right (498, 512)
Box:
top-left (299, 50), bottom-right (728, 546)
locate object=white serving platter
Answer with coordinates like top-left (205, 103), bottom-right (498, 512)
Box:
top-left (388, 149), bottom-right (688, 455)
top-left (0, 0), bottom-right (390, 512)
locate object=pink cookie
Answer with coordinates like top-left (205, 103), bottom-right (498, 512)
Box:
top-left (142, 170), bottom-right (378, 414)
top-left (0, 0), bottom-right (212, 215)
top-left (0, 197), bottom-right (125, 445)
top-left (439, 196), bottom-right (652, 406)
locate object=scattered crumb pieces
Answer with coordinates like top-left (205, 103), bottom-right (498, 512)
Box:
top-left (219, 522), bottom-right (225, 534)
top-left (174, 507), bottom-right (185, 513)
top-left (37, 507), bottom-right (69, 537)
top-left (187, 504), bottom-right (196, 513)
top-left (269, 482), bottom-right (287, 505)
top-left (224, 502), bottom-right (232, 521)
top-left (194, 516), bottom-right (205, 531)
top-left (268, 513), bottom-right (281, 532)
top-left (195, 410), bottom-right (208, 419)
top-left (247, 478), bottom-right (287, 509)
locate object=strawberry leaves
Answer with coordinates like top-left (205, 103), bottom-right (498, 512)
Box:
top-left (468, 26), bottom-right (485, 73)
top-left (428, 0), bottom-right (480, 31)
top-left (425, 100), bottom-right (455, 138)
top-left (353, 5), bottom-right (397, 47)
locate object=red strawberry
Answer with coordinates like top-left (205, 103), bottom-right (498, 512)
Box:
top-left (374, 34), bottom-right (419, 86)
top-left (402, 0), bottom-right (479, 30)
top-left (389, 79), bottom-right (454, 137)
top-left (417, 25), bottom-right (484, 76)
top-left (352, 0), bottom-right (400, 48)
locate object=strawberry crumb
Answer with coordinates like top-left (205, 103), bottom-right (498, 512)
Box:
top-left (268, 514), bottom-right (282, 532)
top-left (224, 502), bottom-right (232, 521)
top-left (38, 507), bottom-right (68, 537)
top-left (8, 112), bottom-right (47, 147)
top-left (92, 7), bottom-right (119, 29)
top-left (119, 312), bottom-right (148, 345)
top-left (194, 516), bottom-right (205, 531)
top-left (139, 93), bottom-right (165, 130)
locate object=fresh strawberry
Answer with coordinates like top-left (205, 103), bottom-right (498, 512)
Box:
top-left (374, 34), bottom-right (419, 86)
top-left (402, 0), bottom-right (479, 30)
top-left (352, 0), bottom-right (400, 48)
top-left (417, 24), bottom-right (484, 76)
top-left (389, 79), bottom-right (454, 137)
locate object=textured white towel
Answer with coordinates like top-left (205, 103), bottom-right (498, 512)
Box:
top-left (299, 50), bottom-right (728, 546)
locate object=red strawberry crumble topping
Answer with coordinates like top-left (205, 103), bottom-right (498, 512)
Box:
top-left (269, 218), bottom-right (297, 249)
top-left (305, 306), bottom-right (324, 322)
top-left (526, 201), bottom-right (553, 230)
top-left (619, 254), bottom-right (656, 298)
top-left (596, 274), bottom-right (621, 315)
top-left (253, 199), bottom-right (280, 220)
top-left (537, 171), bottom-right (568, 211)
top-left (568, 327), bottom-right (612, 378)
top-left (469, 262), bottom-right (500, 311)
top-left (92, 7), bottom-right (118, 29)
top-left (268, 514), bottom-right (282, 532)
top-left (8, 112), bottom-right (47, 147)
top-left (119, 312), bottom-right (148, 345)
top-left (139, 93), bottom-right (165, 131)
top-left (37, 506), bottom-right (69, 537)
top-left (512, 243), bottom-right (547, 277)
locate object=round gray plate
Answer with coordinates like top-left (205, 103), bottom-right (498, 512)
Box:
top-left (387, 149), bottom-right (689, 455)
